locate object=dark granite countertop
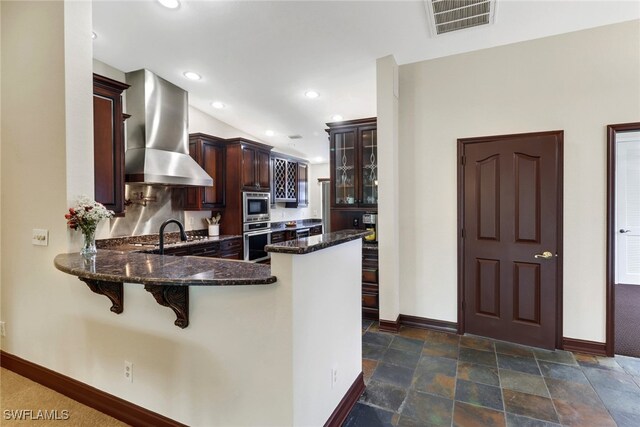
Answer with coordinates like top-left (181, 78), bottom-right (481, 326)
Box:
top-left (269, 219), bottom-right (322, 232)
top-left (265, 230), bottom-right (372, 255)
top-left (54, 250), bottom-right (276, 286)
top-left (97, 232), bottom-right (241, 253)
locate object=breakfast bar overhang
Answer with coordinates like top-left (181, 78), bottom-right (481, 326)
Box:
top-left (53, 230), bottom-right (369, 426)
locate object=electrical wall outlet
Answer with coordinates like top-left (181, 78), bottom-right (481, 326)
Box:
top-left (124, 360), bottom-right (133, 383)
top-left (331, 367), bottom-right (338, 389)
top-left (32, 229), bottom-right (49, 246)
top-left (0, 322), bottom-right (5, 337)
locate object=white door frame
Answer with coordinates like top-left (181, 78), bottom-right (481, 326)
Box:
top-left (606, 122), bottom-right (640, 357)
top-left (615, 131), bottom-right (640, 285)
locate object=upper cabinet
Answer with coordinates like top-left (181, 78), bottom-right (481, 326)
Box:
top-left (93, 73), bottom-right (129, 215)
top-left (327, 117), bottom-right (377, 208)
top-left (223, 138), bottom-right (273, 236)
top-left (184, 133), bottom-right (226, 210)
top-left (234, 141), bottom-right (271, 192)
top-left (272, 156), bottom-right (298, 203)
top-left (294, 162), bottom-right (309, 208)
top-left (272, 153), bottom-right (309, 208)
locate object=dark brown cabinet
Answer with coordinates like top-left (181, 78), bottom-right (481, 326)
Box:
top-left (184, 133), bottom-right (226, 210)
top-left (241, 146), bottom-right (256, 189)
top-left (272, 225), bottom-right (322, 244)
top-left (271, 231), bottom-right (285, 244)
top-left (93, 74), bottom-right (129, 214)
top-left (327, 118), bottom-right (377, 208)
top-left (327, 118), bottom-right (379, 319)
top-left (162, 237), bottom-right (241, 260)
top-left (162, 247), bottom-right (191, 257)
top-left (271, 229), bottom-right (296, 242)
top-left (220, 238), bottom-right (242, 259)
top-left (237, 142), bottom-right (271, 192)
top-left (309, 225), bottom-right (322, 236)
top-left (257, 150), bottom-right (271, 190)
top-left (362, 246), bottom-right (379, 319)
top-left (293, 162), bottom-right (308, 208)
top-left (223, 138), bottom-right (273, 237)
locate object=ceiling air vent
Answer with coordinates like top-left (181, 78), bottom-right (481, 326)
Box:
top-left (424, 0), bottom-right (497, 36)
top-left (288, 135), bottom-right (303, 140)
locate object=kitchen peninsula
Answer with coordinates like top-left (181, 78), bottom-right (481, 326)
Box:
top-left (53, 230), bottom-right (369, 426)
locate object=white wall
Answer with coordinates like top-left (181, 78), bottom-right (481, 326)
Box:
top-left (65, 2), bottom-right (94, 201)
top-left (377, 55), bottom-right (401, 322)
top-left (93, 59), bottom-right (125, 85)
top-left (397, 20), bottom-right (640, 342)
top-left (2, 0), bottom-right (79, 368)
top-left (0, 1), bottom-right (4, 321)
top-left (189, 105), bottom-right (264, 141)
top-left (272, 239), bottom-right (361, 426)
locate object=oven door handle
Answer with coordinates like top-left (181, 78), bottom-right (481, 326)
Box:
top-left (244, 230), bottom-right (272, 237)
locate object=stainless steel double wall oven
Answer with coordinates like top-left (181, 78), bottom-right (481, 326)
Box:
top-left (242, 192), bottom-right (271, 262)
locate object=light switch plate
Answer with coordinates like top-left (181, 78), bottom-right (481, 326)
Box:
top-left (32, 229), bottom-right (49, 246)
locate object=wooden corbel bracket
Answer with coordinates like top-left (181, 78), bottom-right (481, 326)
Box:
top-left (79, 278), bottom-right (124, 314)
top-left (144, 284), bottom-right (189, 329)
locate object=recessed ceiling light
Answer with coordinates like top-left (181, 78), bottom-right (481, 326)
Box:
top-left (314, 157), bottom-right (324, 163)
top-left (304, 90), bottom-right (319, 99)
top-left (265, 130), bottom-right (275, 137)
top-left (331, 114), bottom-right (343, 121)
top-left (211, 101), bottom-right (226, 109)
top-left (91, 32), bottom-right (97, 40)
top-left (158, 0), bottom-right (180, 9)
top-left (183, 71), bottom-right (201, 81)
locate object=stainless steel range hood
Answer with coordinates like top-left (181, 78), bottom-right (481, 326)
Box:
top-left (124, 69), bottom-right (213, 187)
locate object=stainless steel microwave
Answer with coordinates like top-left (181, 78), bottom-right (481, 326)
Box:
top-left (242, 192), bottom-right (271, 223)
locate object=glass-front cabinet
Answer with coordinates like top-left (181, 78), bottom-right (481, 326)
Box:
top-left (333, 130), bottom-right (356, 205)
top-left (328, 118), bottom-right (378, 208)
top-left (360, 127), bottom-right (378, 206)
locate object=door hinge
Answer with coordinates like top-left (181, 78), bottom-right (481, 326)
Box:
top-left (461, 229), bottom-right (465, 238)
top-left (461, 156), bottom-right (466, 166)
top-left (461, 300), bottom-right (465, 311)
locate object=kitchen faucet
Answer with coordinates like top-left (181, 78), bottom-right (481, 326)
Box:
top-left (158, 219), bottom-right (188, 255)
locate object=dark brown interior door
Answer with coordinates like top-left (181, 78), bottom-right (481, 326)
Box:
top-left (461, 131), bottom-right (562, 349)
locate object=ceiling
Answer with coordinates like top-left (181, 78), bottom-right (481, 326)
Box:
top-left (92, 0), bottom-right (639, 162)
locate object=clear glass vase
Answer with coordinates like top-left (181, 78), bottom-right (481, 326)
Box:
top-left (80, 227), bottom-right (97, 258)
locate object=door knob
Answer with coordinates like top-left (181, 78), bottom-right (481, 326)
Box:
top-left (534, 251), bottom-right (554, 259)
top-left (619, 229), bottom-right (631, 234)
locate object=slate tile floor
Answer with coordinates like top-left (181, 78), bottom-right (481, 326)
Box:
top-left (343, 320), bottom-right (640, 427)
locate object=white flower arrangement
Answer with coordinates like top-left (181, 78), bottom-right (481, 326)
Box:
top-left (64, 195), bottom-right (114, 235)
